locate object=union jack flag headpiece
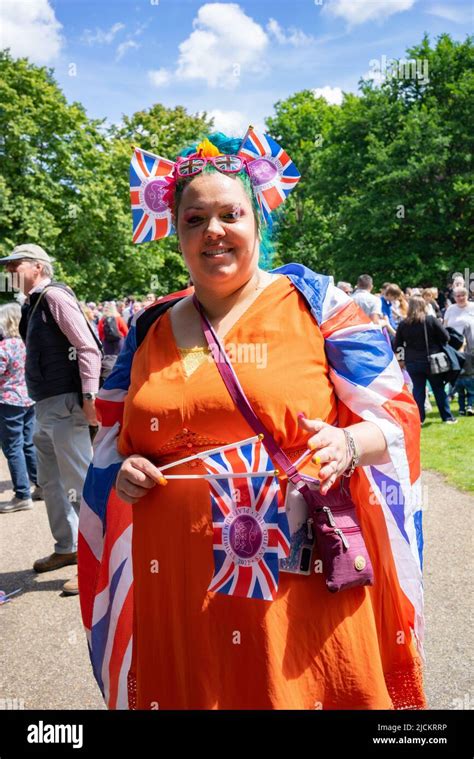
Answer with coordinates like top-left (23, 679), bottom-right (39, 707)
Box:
top-left (130, 147), bottom-right (176, 243)
top-left (129, 127), bottom-right (300, 244)
top-left (238, 126), bottom-right (301, 223)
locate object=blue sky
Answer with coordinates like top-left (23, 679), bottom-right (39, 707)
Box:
top-left (1, 0), bottom-right (472, 134)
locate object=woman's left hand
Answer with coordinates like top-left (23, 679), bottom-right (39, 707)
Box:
top-left (297, 415), bottom-right (351, 495)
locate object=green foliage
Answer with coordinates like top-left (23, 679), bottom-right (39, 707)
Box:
top-left (0, 51), bottom-right (211, 300)
top-left (266, 90), bottom-right (337, 273)
top-left (0, 34), bottom-right (472, 298)
top-left (267, 35), bottom-right (473, 288)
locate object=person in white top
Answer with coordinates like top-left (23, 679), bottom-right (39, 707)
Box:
top-left (445, 287), bottom-right (474, 415)
top-left (444, 287), bottom-right (474, 334)
top-left (351, 274), bottom-right (382, 324)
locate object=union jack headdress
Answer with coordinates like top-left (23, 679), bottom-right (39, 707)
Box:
top-left (129, 127), bottom-right (301, 244)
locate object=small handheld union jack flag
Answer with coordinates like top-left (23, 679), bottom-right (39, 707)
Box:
top-left (130, 147), bottom-right (176, 243)
top-left (238, 127), bottom-right (301, 223)
top-left (202, 440), bottom-right (290, 601)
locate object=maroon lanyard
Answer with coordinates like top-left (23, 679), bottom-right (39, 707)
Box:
top-left (192, 293), bottom-right (311, 491)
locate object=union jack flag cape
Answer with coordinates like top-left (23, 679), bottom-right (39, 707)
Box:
top-left (130, 147), bottom-right (175, 243)
top-left (238, 127), bottom-right (301, 222)
top-left (78, 263), bottom-right (424, 709)
top-left (202, 441), bottom-right (290, 601)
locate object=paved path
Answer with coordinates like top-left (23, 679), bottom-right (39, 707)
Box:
top-left (0, 453), bottom-right (472, 710)
top-left (0, 454), bottom-right (104, 710)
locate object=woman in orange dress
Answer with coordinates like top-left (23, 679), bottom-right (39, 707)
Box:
top-left (80, 131), bottom-right (426, 710)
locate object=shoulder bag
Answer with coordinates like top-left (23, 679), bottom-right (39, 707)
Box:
top-left (423, 318), bottom-right (450, 375)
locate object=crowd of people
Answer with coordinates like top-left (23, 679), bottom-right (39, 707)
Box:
top-left (337, 272), bottom-right (474, 424)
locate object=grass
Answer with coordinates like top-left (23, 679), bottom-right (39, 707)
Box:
top-left (420, 397), bottom-right (474, 492)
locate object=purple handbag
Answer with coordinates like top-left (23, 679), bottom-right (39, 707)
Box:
top-left (193, 295), bottom-right (374, 594)
top-left (304, 481), bottom-right (374, 592)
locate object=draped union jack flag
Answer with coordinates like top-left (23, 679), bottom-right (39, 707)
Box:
top-left (201, 441), bottom-right (290, 601)
top-left (130, 147), bottom-right (175, 243)
top-left (78, 266), bottom-right (424, 709)
top-left (238, 128), bottom-right (301, 222)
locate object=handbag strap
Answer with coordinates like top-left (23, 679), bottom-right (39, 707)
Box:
top-left (423, 317), bottom-right (431, 358)
top-left (27, 285), bottom-right (51, 320)
top-left (192, 294), bottom-right (306, 488)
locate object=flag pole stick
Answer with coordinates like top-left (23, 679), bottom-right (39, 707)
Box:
top-left (130, 144), bottom-right (168, 161)
top-left (162, 471), bottom-right (279, 480)
top-left (237, 124), bottom-right (254, 154)
top-left (292, 448), bottom-right (314, 469)
top-left (159, 435), bottom-right (262, 473)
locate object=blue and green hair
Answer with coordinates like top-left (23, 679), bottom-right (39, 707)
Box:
top-left (174, 132), bottom-right (276, 269)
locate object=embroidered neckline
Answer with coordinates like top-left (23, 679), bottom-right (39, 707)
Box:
top-left (178, 346), bottom-right (209, 353)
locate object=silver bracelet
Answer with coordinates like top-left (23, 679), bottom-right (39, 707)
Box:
top-left (342, 429), bottom-right (359, 477)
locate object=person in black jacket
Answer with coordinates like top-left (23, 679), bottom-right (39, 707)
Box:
top-left (0, 243), bottom-right (102, 596)
top-left (394, 295), bottom-right (457, 424)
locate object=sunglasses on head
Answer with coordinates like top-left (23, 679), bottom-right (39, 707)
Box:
top-left (175, 153), bottom-right (248, 179)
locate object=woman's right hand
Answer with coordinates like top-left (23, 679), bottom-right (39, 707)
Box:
top-left (115, 455), bottom-right (167, 504)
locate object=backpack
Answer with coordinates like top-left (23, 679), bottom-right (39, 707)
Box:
top-left (103, 316), bottom-right (121, 343)
top-left (136, 298), bottom-right (184, 347)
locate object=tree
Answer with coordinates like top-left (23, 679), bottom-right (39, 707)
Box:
top-left (0, 51), bottom-right (211, 300)
top-left (265, 90), bottom-right (337, 273)
top-left (0, 51), bottom-right (109, 297)
top-left (324, 34), bottom-right (474, 285)
top-left (266, 35), bottom-right (473, 288)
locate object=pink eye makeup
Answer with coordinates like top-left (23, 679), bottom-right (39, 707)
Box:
top-left (183, 205), bottom-right (244, 225)
top-left (184, 214), bottom-right (204, 225)
top-left (225, 204), bottom-right (243, 220)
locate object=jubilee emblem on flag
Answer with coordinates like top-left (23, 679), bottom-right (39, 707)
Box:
top-left (202, 441), bottom-right (290, 601)
top-left (238, 127), bottom-right (301, 223)
top-left (129, 147), bottom-right (176, 243)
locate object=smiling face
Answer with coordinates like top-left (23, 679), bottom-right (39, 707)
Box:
top-left (175, 171), bottom-right (260, 296)
top-left (453, 288), bottom-right (468, 307)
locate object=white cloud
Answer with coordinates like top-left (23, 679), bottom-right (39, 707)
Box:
top-left (312, 86), bottom-right (344, 105)
top-left (0, 0), bottom-right (63, 64)
top-left (176, 3), bottom-right (268, 88)
top-left (205, 109), bottom-right (251, 136)
top-left (267, 18), bottom-right (286, 44)
top-left (426, 3), bottom-right (472, 23)
top-left (133, 22), bottom-right (148, 38)
top-left (325, 0), bottom-right (416, 26)
top-left (266, 18), bottom-right (313, 46)
top-left (116, 40), bottom-right (140, 61)
top-left (148, 68), bottom-right (172, 87)
top-left (81, 22), bottom-right (125, 46)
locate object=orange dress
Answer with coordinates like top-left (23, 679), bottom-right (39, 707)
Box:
top-left (118, 276), bottom-right (426, 710)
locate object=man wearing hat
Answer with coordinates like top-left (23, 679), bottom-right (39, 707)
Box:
top-left (0, 244), bottom-right (102, 595)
